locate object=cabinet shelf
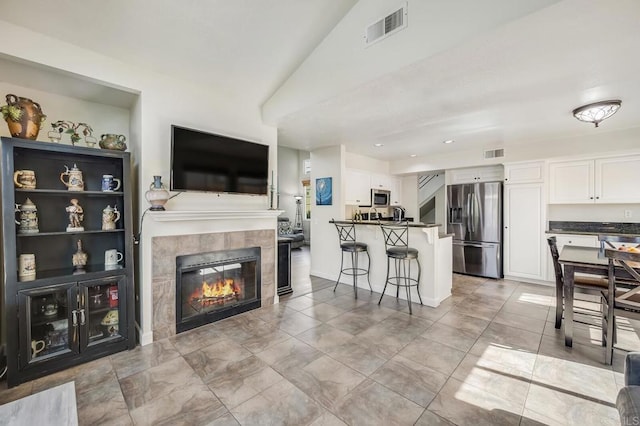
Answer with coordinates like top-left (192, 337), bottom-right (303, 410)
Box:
top-left (17, 229), bottom-right (124, 238)
top-left (15, 189), bottom-right (124, 196)
top-left (18, 265), bottom-right (126, 283)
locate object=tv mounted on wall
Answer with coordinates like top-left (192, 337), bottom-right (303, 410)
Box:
top-left (171, 125), bottom-right (269, 195)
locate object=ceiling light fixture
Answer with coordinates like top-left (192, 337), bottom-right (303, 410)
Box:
top-left (409, 154), bottom-right (417, 157)
top-left (374, 143), bottom-right (384, 147)
top-left (443, 140), bottom-right (454, 144)
top-left (572, 100), bottom-right (621, 128)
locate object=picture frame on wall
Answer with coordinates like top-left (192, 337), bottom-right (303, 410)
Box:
top-left (315, 177), bottom-right (332, 206)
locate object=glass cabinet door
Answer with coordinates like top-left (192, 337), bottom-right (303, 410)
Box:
top-left (79, 276), bottom-right (126, 349)
top-left (18, 283), bottom-right (78, 368)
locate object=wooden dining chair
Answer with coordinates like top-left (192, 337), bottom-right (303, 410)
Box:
top-left (547, 236), bottom-right (609, 329)
top-left (601, 247), bottom-right (640, 365)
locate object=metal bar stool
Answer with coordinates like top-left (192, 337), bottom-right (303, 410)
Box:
top-left (333, 220), bottom-right (371, 299)
top-left (379, 221), bottom-right (423, 314)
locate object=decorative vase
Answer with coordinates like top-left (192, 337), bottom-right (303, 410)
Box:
top-left (99, 134), bottom-right (127, 151)
top-left (72, 239), bottom-right (88, 272)
top-left (1, 94), bottom-right (46, 140)
top-left (145, 176), bottom-right (170, 211)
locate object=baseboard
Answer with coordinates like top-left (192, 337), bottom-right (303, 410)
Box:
top-left (504, 275), bottom-right (554, 287)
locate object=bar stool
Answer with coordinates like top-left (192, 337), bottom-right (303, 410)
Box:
top-left (379, 221), bottom-right (422, 314)
top-left (333, 220), bottom-right (371, 299)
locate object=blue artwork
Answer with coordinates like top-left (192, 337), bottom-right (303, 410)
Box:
top-left (315, 177), bottom-right (332, 206)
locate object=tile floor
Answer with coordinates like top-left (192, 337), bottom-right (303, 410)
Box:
top-left (0, 251), bottom-right (637, 425)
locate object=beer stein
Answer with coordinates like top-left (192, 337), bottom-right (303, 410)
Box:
top-left (15, 198), bottom-right (39, 234)
top-left (102, 205), bottom-right (121, 230)
top-left (60, 163), bottom-right (84, 191)
top-left (13, 169), bottom-right (36, 189)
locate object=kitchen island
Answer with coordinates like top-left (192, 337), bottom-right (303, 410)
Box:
top-left (329, 220), bottom-right (452, 307)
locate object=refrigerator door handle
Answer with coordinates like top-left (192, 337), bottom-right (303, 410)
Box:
top-left (466, 193), bottom-right (472, 233)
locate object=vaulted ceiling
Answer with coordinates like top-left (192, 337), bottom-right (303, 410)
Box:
top-left (2, 0), bottom-right (639, 163)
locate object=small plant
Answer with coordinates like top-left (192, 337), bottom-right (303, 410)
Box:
top-left (0, 104), bottom-right (23, 122)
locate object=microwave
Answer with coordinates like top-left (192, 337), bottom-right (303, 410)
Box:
top-left (371, 189), bottom-right (390, 207)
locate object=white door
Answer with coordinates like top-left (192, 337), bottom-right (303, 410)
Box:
top-left (595, 156), bottom-right (640, 203)
top-left (548, 160), bottom-right (594, 204)
top-left (504, 184), bottom-right (545, 280)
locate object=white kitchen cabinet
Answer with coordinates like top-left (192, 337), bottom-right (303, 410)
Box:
top-left (504, 161), bottom-right (544, 184)
top-left (545, 233), bottom-right (599, 281)
top-left (504, 183), bottom-right (546, 281)
top-left (447, 165), bottom-right (503, 185)
top-left (345, 169), bottom-right (371, 205)
top-left (389, 176), bottom-right (402, 205)
top-left (595, 156), bottom-right (640, 203)
top-left (548, 155), bottom-right (640, 204)
top-left (371, 173), bottom-right (393, 190)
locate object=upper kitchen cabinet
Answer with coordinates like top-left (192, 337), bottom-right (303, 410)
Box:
top-left (504, 161), bottom-right (544, 184)
top-left (548, 155), bottom-right (640, 204)
top-left (345, 169), bottom-right (371, 205)
top-left (446, 165), bottom-right (503, 185)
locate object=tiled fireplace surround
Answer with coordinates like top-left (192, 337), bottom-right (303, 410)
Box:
top-left (151, 229), bottom-right (276, 341)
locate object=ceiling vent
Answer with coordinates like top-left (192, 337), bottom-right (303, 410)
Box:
top-left (484, 148), bottom-right (505, 159)
top-left (365, 3), bottom-right (408, 46)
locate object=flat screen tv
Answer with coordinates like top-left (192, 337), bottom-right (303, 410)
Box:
top-left (171, 125), bottom-right (269, 195)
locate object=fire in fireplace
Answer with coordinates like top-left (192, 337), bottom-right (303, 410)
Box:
top-left (176, 247), bottom-right (261, 333)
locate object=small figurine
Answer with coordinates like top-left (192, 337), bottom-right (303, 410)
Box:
top-left (66, 198), bottom-right (84, 232)
top-left (72, 239), bottom-right (88, 272)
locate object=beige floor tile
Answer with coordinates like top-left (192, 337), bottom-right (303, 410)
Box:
top-left (422, 322), bottom-right (479, 352)
top-left (206, 355), bottom-right (284, 408)
top-left (428, 377), bottom-right (523, 426)
top-left (333, 379), bottom-right (424, 426)
top-left (371, 355), bottom-right (448, 407)
top-left (230, 380), bottom-right (324, 425)
top-left (524, 382), bottom-right (619, 426)
top-left (399, 337), bottom-right (466, 376)
top-left (129, 384), bottom-right (225, 426)
top-left (284, 354), bottom-right (365, 410)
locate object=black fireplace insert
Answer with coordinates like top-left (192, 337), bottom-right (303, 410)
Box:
top-left (176, 247), bottom-right (261, 333)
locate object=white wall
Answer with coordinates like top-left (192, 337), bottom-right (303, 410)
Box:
top-left (277, 146), bottom-right (305, 222)
top-left (346, 151), bottom-right (389, 174)
top-left (548, 204), bottom-right (640, 224)
top-left (310, 145), bottom-right (345, 279)
top-left (0, 20), bottom-right (278, 345)
top-left (0, 82), bottom-right (130, 143)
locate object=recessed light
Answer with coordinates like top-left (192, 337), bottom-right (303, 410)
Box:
top-left (409, 154), bottom-right (417, 157)
top-left (443, 140), bottom-right (455, 144)
top-left (374, 143), bottom-right (384, 147)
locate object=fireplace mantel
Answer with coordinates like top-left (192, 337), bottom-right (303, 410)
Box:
top-left (148, 209), bottom-right (283, 222)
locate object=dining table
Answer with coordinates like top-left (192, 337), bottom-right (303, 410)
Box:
top-left (559, 245), bottom-right (640, 347)
top-left (558, 245), bottom-right (608, 347)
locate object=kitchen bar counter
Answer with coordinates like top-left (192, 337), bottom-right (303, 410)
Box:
top-left (331, 220), bottom-right (438, 228)
top-left (328, 220), bottom-right (452, 307)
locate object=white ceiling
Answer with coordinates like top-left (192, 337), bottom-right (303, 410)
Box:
top-left (1, 0), bottom-right (639, 163)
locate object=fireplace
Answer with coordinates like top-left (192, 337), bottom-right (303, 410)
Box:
top-left (176, 247), bottom-right (261, 333)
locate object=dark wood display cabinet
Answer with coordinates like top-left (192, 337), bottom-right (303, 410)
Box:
top-left (0, 137), bottom-right (135, 387)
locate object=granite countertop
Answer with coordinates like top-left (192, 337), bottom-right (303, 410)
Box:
top-left (330, 220), bottom-right (439, 228)
top-left (547, 221), bottom-right (640, 237)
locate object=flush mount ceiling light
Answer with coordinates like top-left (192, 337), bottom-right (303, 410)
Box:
top-left (572, 100), bottom-right (621, 127)
top-left (409, 154), bottom-right (417, 157)
top-left (374, 143), bottom-right (384, 147)
top-left (443, 140), bottom-right (455, 144)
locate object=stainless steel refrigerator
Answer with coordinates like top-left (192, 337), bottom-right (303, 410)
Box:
top-left (447, 181), bottom-right (502, 279)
